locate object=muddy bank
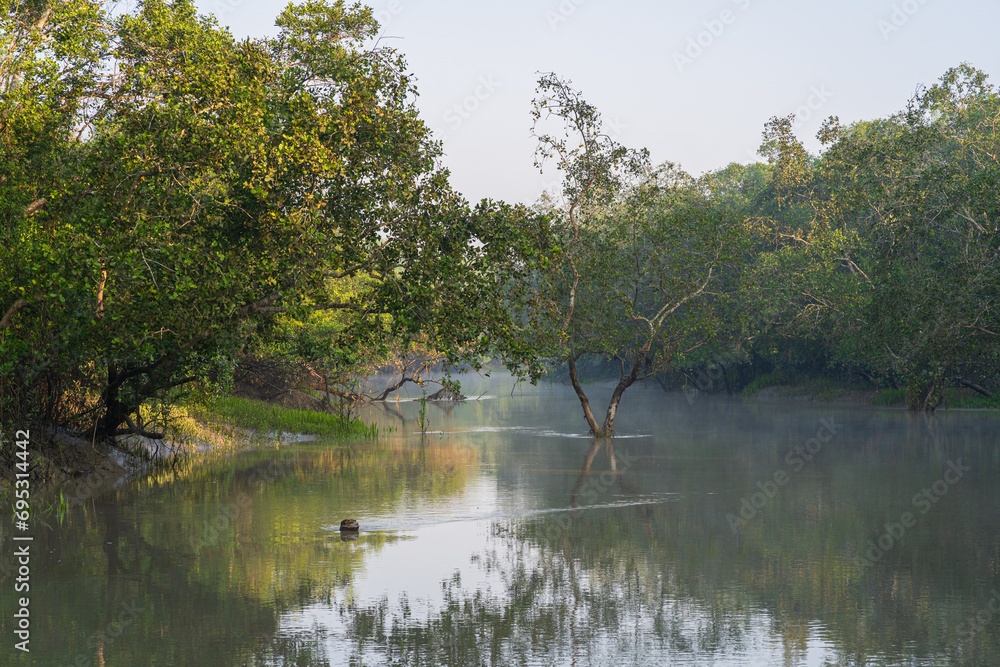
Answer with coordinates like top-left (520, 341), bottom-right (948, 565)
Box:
top-left (1, 388), bottom-right (335, 493)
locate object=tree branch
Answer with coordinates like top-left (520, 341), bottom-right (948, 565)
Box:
top-left (96, 267), bottom-right (107, 319)
top-left (312, 301), bottom-right (389, 315)
top-left (648, 269), bottom-right (714, 331)
top-left (374, 376), bottom-right (421, 401)
top-left (119, 414), bottom-right (165, 440)
top-left (238, 290), bottom-right (283, 317)
top-left (24, 198), bottom-right (45, 217)
top-left (958, 378), bottom-right (993, 398)
top-left (33, 7), bottom-right (54, 32)
top-left (0, 299), bottom-right (28, 328)
top-left (966, 325), bottom-right (999, 337)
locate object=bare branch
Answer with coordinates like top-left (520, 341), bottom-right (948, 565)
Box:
top-left (778, 232), bottom-right (811, 245)
top-left (119, 414), bottom-right (165, 440)
top-left (374, 376), bottom-right (421, 401)
top-left (966, 325), bottom-right (999, 337)
top-left (837, 256), bottom-right (872, 283)
top-left (238, 290), bottom-right (283, 317)
top-left (956, 206), bottom-right (989, 233)
top-left (649, 269), bottom-right (714, 331)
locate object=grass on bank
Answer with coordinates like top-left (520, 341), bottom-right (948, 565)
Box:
top-left (740, 371), bottom-right (791, 397)
top-left (0, 393), bottom-right (379, 489)
top-left (872, 388), bottom-right (906, 407)
top-left (740, 374), bottom-right (867, 402)
top-left (185, 395), bottom-right (379, 439)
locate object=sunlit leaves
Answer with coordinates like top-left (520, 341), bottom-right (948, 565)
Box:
top-left (2, 0), bottom-right (555, 436)
top-left (742, 64), bottom-right (1000, 404)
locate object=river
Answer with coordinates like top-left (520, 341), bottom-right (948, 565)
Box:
top-left (3, 377), bottom-right (1000, 665)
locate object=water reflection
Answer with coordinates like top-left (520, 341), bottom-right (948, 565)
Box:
top-left (2, 379), bottom-right (999, 665)
top-left (263, 385), bottom-right (1000, 666)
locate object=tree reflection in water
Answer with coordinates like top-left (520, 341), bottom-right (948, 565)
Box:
top-left (283, 440), bottom-right (785, 666)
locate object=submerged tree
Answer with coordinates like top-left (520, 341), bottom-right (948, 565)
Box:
top-left (531, 74), bottom-right (747, 436)
top-left (0, 0), bottom-right (550, 445)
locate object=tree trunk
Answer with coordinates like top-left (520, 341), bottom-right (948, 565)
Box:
top-left (94, 362), bottom-right (170, 440)
top-left (906, 381), bottom-right (941, 412)
top-left (0, 298), bottom-right (28, 329)
top-left (567, 352), bottom-right (604, 436)
top-left (96, 266), bottom-right (107, 319)
top-left (601, 355), bottom-right (645, 435)
top-left (721, 363), bottom-right (735, 395)
top-left (95, 364), bottom-right (130, 439)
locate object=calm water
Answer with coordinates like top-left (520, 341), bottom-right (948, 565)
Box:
top-left (4, 379), bottom-right (1000, 666)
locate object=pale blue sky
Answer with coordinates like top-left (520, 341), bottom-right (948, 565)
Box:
top-left (198, 0), bottom-right (1000, 205)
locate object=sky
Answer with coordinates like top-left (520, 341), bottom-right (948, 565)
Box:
top-left (196, 0), bottom-right (1000, 205)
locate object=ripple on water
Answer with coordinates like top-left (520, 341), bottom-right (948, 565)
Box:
top-left (324, 496), bottom-right (679, 535)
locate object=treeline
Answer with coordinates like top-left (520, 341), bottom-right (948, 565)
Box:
top-left (2, 0), bottom-right (997, 454)
top-left (530, 65), bottom-right (1000, 428)
top-left (734, 64), bottom-right (999, 411)
top-left (0, 0), bottom-right (548, 450)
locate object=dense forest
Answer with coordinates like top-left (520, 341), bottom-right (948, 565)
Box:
top-left (2, 0), bottom-right (998, 462)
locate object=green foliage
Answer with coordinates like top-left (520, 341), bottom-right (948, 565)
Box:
top-left (531, 74), bottom-right (754, 434)
top-left (873, 388), bottom-right (907, 407)
top-left (188, 395), bottom-right (377, 439)
top-left (417, 391), bottom-right (428, 434)
top-left (740, 371), bottom-right (791, 397)
top-left (736, 63), bottom-right (1000, 410)
top-left (947, 391), bottom-right (1000, 410)
top-left (0, 0), bottom-right (553, 454)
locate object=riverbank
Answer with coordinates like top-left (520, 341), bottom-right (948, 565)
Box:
top-left (10, 374), bottom-right (996, 495)
top-left (0, 390), bottom-right (376, 494)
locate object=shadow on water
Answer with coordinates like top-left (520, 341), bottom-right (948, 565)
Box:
top-left (3, 374), bottom-right (1000, 665)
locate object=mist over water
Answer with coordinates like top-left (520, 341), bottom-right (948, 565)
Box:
top-left (4, 376), bottom-right (1000, 665)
